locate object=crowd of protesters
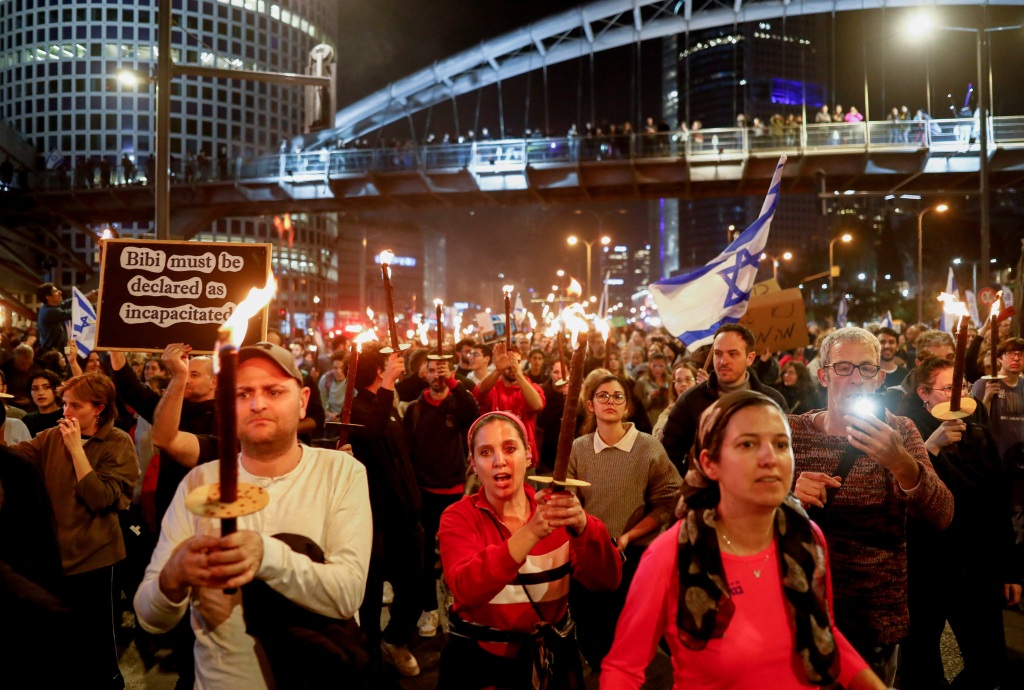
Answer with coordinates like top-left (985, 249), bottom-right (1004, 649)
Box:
top-left (1, 280), bottom-right (1022, 688)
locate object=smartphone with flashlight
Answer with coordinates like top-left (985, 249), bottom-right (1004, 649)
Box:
top-left (851, 394), bottom-right (887, 422)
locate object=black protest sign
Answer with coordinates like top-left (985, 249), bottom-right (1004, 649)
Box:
top-left (96, 239), bottom-right (273, 354)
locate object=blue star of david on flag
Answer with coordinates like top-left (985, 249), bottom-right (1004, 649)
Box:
top-left (716, 248), bottom-right (761, 308)
top-left (650, 156), bottom-right (787, 348)
top-left (72, 286), bottom-right (97, 357)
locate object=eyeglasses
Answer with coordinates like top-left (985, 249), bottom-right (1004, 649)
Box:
top-left (594, 392), bottom-right (627, 405)
top-left (921, 384), bottom-right (971, 394)
top-left (826, 362), bottom-right (881, 378)
top-left (1003, 351), bottom-right (1024, 361)
top-left (467, 352), bottom-right (482, 358)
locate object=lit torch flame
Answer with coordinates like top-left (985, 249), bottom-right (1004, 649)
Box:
top-left (989, 294), bottom-right (1002, 321)
top-left (379, 249), bottom-right (394, 279)
top-left (567, 278), bottom-right (582, 299)
top-left (366, 306), bottom-right (375, 321)
top-left (416, 317), bottom-right (430, 346)
top-left (503, 285), bottom-right (514, 296)
top-left (218, 274), bottom-right (277, 350)
top-left (594, 316), bottom-right (610, 343)
top-left (938, 292), bottom-right (970, 318)
top-left (353, 329), bottom-right (378, 352)
top-left (561, 303), bottom-right (590, 349)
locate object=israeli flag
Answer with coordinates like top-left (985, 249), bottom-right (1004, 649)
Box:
top-left (650, 156), bottom-right (786, 348)
top-left (938, 268), bottom-right (958, 334)
top-left (836, 297), bottom-right (848, 329)
top-left (881, 311), bottom-right (894, 329)
top-left (71, 287), bottom-right (97, 357)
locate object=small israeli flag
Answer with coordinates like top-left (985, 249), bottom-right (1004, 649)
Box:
top-left (71, 287), bottom-right (97, 357)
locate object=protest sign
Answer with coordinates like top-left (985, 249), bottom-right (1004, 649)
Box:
top-left (96, 239), bottom-right (273, 353)
top-left (737, 287), bottom-right (809, 352)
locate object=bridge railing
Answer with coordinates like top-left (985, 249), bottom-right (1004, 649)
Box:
top-left (17, 116), bottom-right (1024, 191)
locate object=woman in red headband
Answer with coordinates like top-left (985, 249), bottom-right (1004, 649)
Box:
top-left (437, 411), bottom-right (622, 689)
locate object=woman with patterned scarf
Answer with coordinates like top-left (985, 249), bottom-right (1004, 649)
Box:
top-left (601, 390), bottom-right (884, 689)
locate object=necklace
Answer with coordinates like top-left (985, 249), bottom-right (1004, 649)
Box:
top-left (719, 531), bottom-right (773, 578)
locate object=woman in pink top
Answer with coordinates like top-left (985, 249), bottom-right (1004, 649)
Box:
top-left (601, 390), bottom-right (884, 689)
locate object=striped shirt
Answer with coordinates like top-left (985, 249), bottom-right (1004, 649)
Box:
top-left (439, 486), bottom-right (621, 656)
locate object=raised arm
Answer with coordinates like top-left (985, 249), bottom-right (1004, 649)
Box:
top-left (109, 349), bottom-right (160, 421)
top-left (151, 344), bottom-right (200, 467)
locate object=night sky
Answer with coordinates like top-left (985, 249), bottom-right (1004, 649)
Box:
top-left (331, 2), bottom-right (1024, 305)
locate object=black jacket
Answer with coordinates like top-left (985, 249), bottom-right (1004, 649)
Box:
top-left (112, 364), bottom-right (217, 521)
top-left (349, 387), bottom-right (421, 528)
top-left (897, 395), bottom-right (1021, 583)
top-left (403, 383), bottom-right (478, 490)
top-left (659, 370), bottom-right (787, 474)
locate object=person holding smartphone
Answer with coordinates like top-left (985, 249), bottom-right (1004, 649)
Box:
top-left (789, 327), bottom-right (953, 685)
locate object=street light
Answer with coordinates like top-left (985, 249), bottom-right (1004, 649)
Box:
top-left (908, 12), bottom-right (1022, 288)
top-left (953, 256), bottom-right (985, 296)
top-left (917, 203), bottom-right (949, 323)
top-left (828, 233), bottom-right (853, 304)
top-left (567, 234), bottom-right (611, 299)
top-left (761, 251), bottom-right (793, 283)
top-left (571, 208), bottom-right (626, 298)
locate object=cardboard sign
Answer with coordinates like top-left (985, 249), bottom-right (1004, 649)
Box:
top-left (96, 239), bottom-right (273, 354)
top-left (750, 278), bottom-right (781, 297)
top-left (737, 287), bottom-right (809, 353)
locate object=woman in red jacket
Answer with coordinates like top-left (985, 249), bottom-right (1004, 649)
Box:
top-left (438, 411), bottom-right (621, 689)
top-left (601, 390), bottom-right (884, 690)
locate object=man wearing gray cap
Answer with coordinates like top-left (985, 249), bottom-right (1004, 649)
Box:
top-left (135, 341), bottom-right (373, 688)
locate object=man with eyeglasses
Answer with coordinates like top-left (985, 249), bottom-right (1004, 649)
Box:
top-left (453, 338), bottom-right (476, 379)
top-left (972, 337), bottom-right (1024, 463)
top-left (465, 343), bottom-right (495, 386)
top-left (790, 326), bottom-right (953, 685)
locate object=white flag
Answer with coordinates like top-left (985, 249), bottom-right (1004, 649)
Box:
top-left (965, 290), bottom-right (983, 328)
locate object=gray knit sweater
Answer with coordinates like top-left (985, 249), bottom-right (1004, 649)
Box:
top-left (566, 427), bottom-right (681, 547)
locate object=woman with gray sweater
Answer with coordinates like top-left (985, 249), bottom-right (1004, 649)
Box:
top-left (567, 373), bottom-right (681, 672)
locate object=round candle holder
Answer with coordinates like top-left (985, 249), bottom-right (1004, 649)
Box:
top-left (426, 353), bottom-right (454, 361)
top-left (929, 397), bottom-right (977, 421)
top-left (981, 374), bottom-right (1007, 381)
top-left (529, 476), bottom-right (591, 488)
top-left (185, 482), bottom-right (270, 519)
top-left (324, 421), bottom-right (365, 430)
top-left (379, 343), bottom-right (412, 354)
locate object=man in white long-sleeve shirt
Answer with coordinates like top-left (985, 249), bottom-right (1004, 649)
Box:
top-left (133, 341), bottom-right (372, 689)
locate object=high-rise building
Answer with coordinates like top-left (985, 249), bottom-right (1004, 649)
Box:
top-left (0, 0), bottom-right (343, 335)
top-left (661, 16), bottom-right (830, 279)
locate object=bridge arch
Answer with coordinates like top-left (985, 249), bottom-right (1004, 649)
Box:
top-left (306, 0), bottom-right (1024, 149)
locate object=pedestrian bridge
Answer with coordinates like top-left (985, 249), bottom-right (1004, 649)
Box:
top-left (6, 116), bottom-right (1024, 238)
